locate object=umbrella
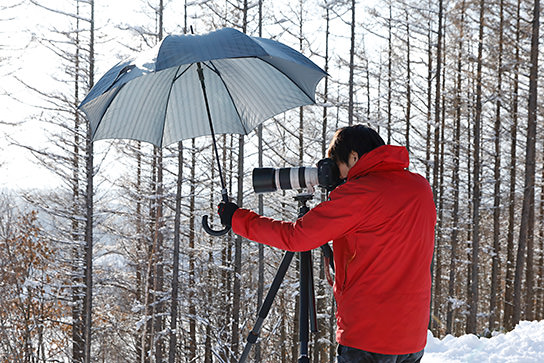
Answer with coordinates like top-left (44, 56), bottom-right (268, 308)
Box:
top-left (79, 27), bottom-right (327, 235)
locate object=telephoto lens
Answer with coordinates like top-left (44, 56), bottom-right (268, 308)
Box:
top-left (252, 167), bottom-right (319, 193)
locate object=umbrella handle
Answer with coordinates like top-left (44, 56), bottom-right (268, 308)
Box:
top-left (201, 215), bottom-right (231, 236)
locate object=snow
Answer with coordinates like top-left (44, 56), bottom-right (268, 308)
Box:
top-left (423, 321), bottom-right (544, 363)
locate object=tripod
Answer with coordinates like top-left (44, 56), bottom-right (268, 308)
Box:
top-left (238, 193), bottom-right (334, 363)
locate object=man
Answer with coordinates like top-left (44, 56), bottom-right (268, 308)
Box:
top-left (218, 125), bottom-right (436, 362)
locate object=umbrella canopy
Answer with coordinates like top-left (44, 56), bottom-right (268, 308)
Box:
top-left (79, 27), bottom-right (327, 148)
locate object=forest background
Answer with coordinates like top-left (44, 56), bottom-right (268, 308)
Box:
top-left (0, 0), bottom-right (542, 362)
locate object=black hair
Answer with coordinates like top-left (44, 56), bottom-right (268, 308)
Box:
top-left (327, 125), bottom-right (385, 164)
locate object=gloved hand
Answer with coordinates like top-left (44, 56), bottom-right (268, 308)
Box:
top-left (217, 201), bottom-right (239, 227)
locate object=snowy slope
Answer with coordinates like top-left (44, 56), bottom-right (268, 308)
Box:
top-left (423, 321), bottom-right (544, 363)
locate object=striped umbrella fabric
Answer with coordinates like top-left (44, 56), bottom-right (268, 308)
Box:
top-left (79, 28), bottom-right (326, 148)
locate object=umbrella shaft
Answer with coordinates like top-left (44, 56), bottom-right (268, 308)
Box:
top-left (197, 62), bottom-right (228, 201)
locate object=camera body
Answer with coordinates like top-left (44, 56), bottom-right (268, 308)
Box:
top-left (253, 158), bottom-right (342, 194)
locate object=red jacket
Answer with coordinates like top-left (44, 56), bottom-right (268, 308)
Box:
top-left (232, 145), bottom-right (436, 354)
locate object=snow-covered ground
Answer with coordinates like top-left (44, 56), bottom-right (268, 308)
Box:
top-left (423, 320), bottom-right (544, 362)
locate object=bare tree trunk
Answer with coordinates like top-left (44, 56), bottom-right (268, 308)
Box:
top-left (465, 49), bottom-right (474, 335)
top-left (281, 297), bottom-right (287, 363)
top-left (143, 150), bottom-right (159, 363)
top-left (513, 0), bottom-right (539, 325)
top-left (377, 55), bottom-right (382, 133)
top-left (168, 3), bottom-right (187, 362)
top-left (231, 6), bottom-right (249, 360)
top-left (72, 2), bottom-right (84, 361)
top-left (257, 123), bottom-right (264, 362)
top-left (135, 142), bottom-right (145, 363)
top-left (425, 0), bottom-right (433, 183)
top-left (205, 147), bottom-right (216, 363)
top-left (232, 137), bottom-right (244, 361)
top-left (503, 0), bottom-right (521, 331)
top-left (489, 0), bottom-right (504, 333)
top-left (231, 4), bottom-right (249, 359)
top-left (386, 3), bottom-right (392, 142)
top-left (154, 5), bottom-right (165, 358)
top-left (317, 4), bottom-right (331, 362)
top-left (292, 291), bottom-right (299, 363)
top-left (189, 139), bottom-right (197, 361)
top-left (220, 135), bottom-right (231, 362)
top-left (539, 161), bottom-right (544, 319)
top-left (83, 1), bottom-right (95, 361)
top-left (424, 2), bottom-right (433, 330)
top-left (348, 0), bottom-right (355, 125)
top-left (256, 3), bottom-right (264, 360)
top-left (254, 149), bottom-right (264, 361)
top-left (446, 0), bottom-right (465, 335)
top-left (153, 147), bottom-right (165, 362)
top-left (431, 0), bottom-right (443, 334)
top-left (467, 0), bottom-right (484, 334)
top-left (405, 10), bottom-right (411, 153)
top-left (168, 142), bottom-right (183, 363)
top-left (433, 26), bottom-right (447, 334)
top-left (328, 292), bottom-right (335, 363)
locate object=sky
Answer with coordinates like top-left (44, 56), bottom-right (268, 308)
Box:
top-left (1, 1), bottom-right (71, 189)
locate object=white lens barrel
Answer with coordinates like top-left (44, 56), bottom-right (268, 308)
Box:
top-left (274, 167), bottom-right (318, 190)
top-left (253, 166), bottom-right (319, 193)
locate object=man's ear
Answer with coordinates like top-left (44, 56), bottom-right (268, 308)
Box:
top-left (350, 150), bottom-right (359, 163)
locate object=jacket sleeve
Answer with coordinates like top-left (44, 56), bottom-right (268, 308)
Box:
top-left (231, 187), bottom-right (366, 252)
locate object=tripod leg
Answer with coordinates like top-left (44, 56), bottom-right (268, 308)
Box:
top-left (238, 251), bottom-right (295, 363)
top-left (307, 251), bottom-right (318, 333)
top-left (298, 251), bottom-right (311, 363)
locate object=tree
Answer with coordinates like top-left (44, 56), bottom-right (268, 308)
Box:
top-left (431, 0), bottom-right (444, 334)
top-left (348, 0), bottom-right (355, 125)
top-left (0, 200), bottom-right (69, 362)
top-left (503, 0), bottom-right (522, 332)
top-left (467, 0), bottom-right (484, 335)
top-left (16, 1), bottom-right (97, 360)
top-left (169, 2), bottom-right (189, 360)
top-left (82, 1), bottom-right (95, 361)
top-left (316, 1), bottom-right (335, 361)
top-left (404, 9), bottom-right (412, 152)
top-left (446, 0), bottom-right (466, 335)
top-left (513, 0), bottom-right (540, 326)
top-left (256, 2), bottom-right (265, 362)
top-left (188, 138), bottom-right (197, 361)
top-left (489, 0), bottom-right (505, 333)
top-left (386, 2), bottom-right (392, 141)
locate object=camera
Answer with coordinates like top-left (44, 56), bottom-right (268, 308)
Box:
top-left (252, 158), bottom-right (342, 193)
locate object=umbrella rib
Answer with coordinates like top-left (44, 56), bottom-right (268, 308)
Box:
top-left (89, 83), bottom-right (127, 140)
top-left (160, 64), bottom-right (186, 147)
top-left (173, 64), bottom-right (192, 82)
top-left (202, 62), bottom-right (220, 76)
top-left (207, 60), bottom-right (248, 135)
top-left (257, 57), bottom-right (317, 104)
top-left (104, 65), bottom-right (135, 93)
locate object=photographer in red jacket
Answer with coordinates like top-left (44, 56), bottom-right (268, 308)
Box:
top-left (218, 125), bottom-right (436, 363)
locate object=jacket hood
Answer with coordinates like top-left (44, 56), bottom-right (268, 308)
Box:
top-left (347, 145), bottom-right (409, 180)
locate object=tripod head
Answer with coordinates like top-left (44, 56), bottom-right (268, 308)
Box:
top-left (294, 192), bottom-right (314, 203)
top-left (294, 192), bottom-right (313, 218)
